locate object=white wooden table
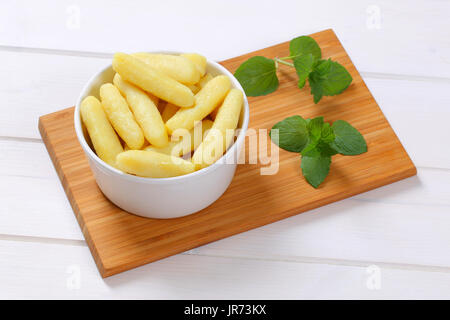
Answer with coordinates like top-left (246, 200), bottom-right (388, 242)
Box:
top-left (1, 0), bottom-right (450, 299)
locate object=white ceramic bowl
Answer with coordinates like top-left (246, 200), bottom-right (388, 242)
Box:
top-left (74, 52), bottom-right (249, 219)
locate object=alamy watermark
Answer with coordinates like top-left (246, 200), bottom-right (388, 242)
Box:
top-left (66, 264), bottom-right (81, 290)
top-left (366, 5), bottom-right (382, 30)
top-left (365, 264), bottom-right (381, 290)
top-left (161, 121), bottom-right (280, 175)
top-left (66, 5), bottom-right (81, 30)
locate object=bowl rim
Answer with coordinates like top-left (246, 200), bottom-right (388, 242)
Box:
top-left (74, 51), bottom-right (250, 185)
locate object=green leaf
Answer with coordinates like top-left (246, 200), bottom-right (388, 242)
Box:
top-left (301, 118), bottom-right (338, 157)
top-left (293, 53), bottom-right (315, 89)
top-left (270, 115), bottom-right (366, 189)
top-left (289, 36), bottom-right (321, 61)
top-left (317, 141), bottom-right (338, 157)
top-left (301, 154), bottom-right (331, 188)
top-left (330, 120), bottom-right (367, 155)
top-left (234, 56), bottom-right (278, 97)
top-left (300, 116), bottom-right (323, 154)
top-left (270, 115), bottom-right (309, 153)
top-left (302, 141), bottom-right (338, 158)
top-left (307, 117), bottom-right (324, 141)
top-left (320, 123), bottom-right (335, 144)
top-left (309, 59), bottom-right (353, 103)
top-left (290, 36), bottom-right (321, 89)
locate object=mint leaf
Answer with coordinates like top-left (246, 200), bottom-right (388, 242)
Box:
top-left (330, 120), bottom-right (367, 155)
top-left (301, 116), bottom-right (324, 154)
top-left (307, 116), bottom-right (324, 141)
top-left (293, 53), bottom-right (315, 89)
top-left (270, 115), bottom-right (309, 153)
top-left (234, 56), bottom-right (278, 96)
top-left (301, 154), bottom-right (331, 188)
top-left (302, 141), bottom-right (338, 158)
top-left (320, 122), bottom-right (335, 144)
top-left (290, 36), bottom-right (321, 61)
top-left (302, 119), bottom-right (337, 158)
top-left (290, 36), bottom-right (321, 89)
top-left (309, 59), bottom-right (353, 103)
top-left (317, 141), bottom-right (338, 157)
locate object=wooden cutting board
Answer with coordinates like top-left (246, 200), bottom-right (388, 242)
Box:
top-left (38, 29), bottom-right (416, 278)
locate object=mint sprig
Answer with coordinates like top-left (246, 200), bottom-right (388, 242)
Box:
top-left (271, 115), bottom-right (367, 188)
top-left (234, 36), bottom-right (352, 103)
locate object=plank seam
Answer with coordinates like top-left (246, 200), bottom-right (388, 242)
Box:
top-left (0, 45), bottom-right (112, 59)
top-left (0, 234), bottom-right (86, 247)
top-left (1, 234), bottom-right (450, 274)
top-left (186, 252), bottom-right (450, 274)
top-left (360, 71), bottom-right (450, 84)
top-left (38, 115), bottom-right (107, 277)
top-left (0, 136), bottom-right (42, 143)
top-left (1, 45), bottom-right (449, 83)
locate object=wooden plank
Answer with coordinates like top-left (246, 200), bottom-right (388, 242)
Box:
top-left (1, 240), bottom-right (450, 299)
top-left (193, 195), bottom-right (450, 268)
top-left (0, 48), bottom-right (448, 168)
top-left (0, 140), bottom-right (82, 239)
top-left (1, 1), bottom-right (449, 78)
top-left (38, 29), bottom-right (416, 277)
top-left (1, 139), bottom-right (450, 266)
top-left (365, 77), bottom-right (450, 169)
top-left (0, 50), bottom-right (107, 138)
top-left (0, 136), bottom-right (450, 266)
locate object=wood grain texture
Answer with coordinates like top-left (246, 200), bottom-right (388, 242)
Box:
top-left (38, 29), bottom-right (416, 277)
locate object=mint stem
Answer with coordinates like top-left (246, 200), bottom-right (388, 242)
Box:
top-left (274, 57), bottom-right (294, 67)
top-left (279, 56), bottom-right (295, 60)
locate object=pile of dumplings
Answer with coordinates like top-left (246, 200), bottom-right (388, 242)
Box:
top-left (80, 52), bottom-right (243, 178)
